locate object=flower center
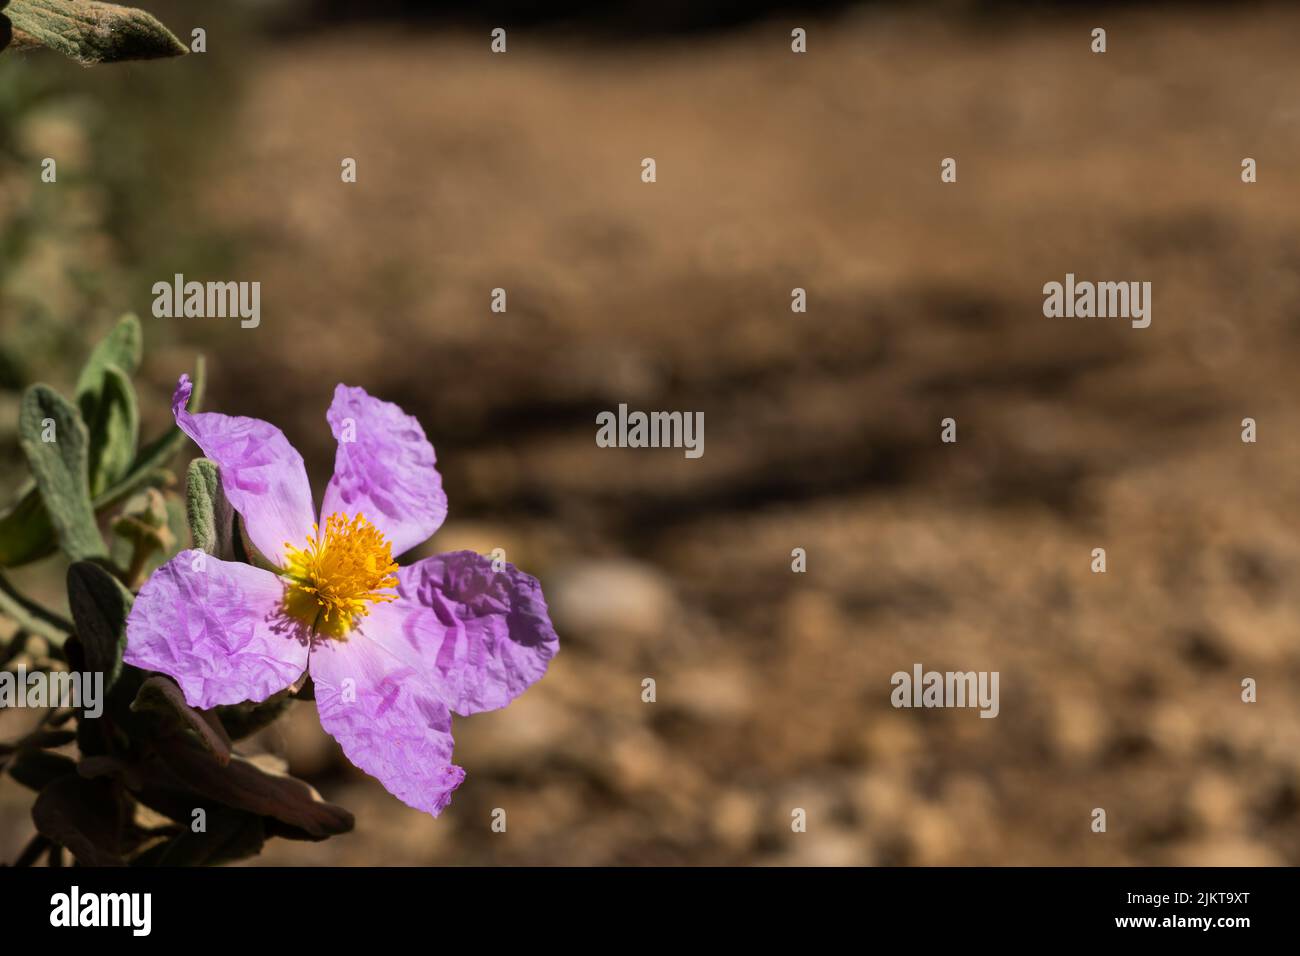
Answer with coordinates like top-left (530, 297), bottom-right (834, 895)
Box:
top-left (282, 513), bottom-right (399, 639)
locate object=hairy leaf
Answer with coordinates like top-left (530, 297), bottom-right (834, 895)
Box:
top-left (132, 675), bottom-right (232, 765)
top-left (78, 317), bottom-right (143, 494)
top-left (147, 738), bottom-right (354, 840)
top-left (94, 354), bottom-right (205, 511)
top-left (185, 456), bottom-right (233, 556)
top-left (0, 486), bottom-right (57, 567)
top-left (66, 561), bottom-right (132, 692)
top-left (32, 774), bottom-right (128, 866)
top-left (86, 364), bottom-right (139, 496)
top-left (76, 314), bottom-right (142, 415)
top-left (1, 327), bottom-right (193, 569)
top-left (18, 385), bottom-right (105, 561)
top-left (6, 0), bottom-right (187, 65)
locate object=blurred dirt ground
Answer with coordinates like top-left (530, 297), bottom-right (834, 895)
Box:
top-left (6, 4), bottom-right (1300, 864)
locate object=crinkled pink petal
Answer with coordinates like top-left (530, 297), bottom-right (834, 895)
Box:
top-left (365, 550), bottom-right (559, 717)
top-left (123, 550), bottom-right (309, 709)
top-left (171, 374), bottom-right (315, 567)
top-left (310, 630), bottom-right (465, 817)
top-left (320, 384), bottom-right (448, 557)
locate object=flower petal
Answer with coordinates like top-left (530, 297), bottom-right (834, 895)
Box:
top-left (320, 384), bottom-right (447, 557)
top-left (365, 550), bottom-right (559, 717)
top-left (172, 374), bottom-right (315, 566)
top-left (310, 632), bottom-right (464, 816)
top-left (124, 550), bottom-right (309, 710)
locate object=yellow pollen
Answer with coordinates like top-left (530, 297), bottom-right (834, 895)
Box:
top-left (282, 513), bottom-right (398, 639)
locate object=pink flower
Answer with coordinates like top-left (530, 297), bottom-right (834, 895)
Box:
top-left (124, 375), bottom-right (558, 816)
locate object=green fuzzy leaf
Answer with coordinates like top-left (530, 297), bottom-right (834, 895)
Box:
top-left (78, 317), bottom-right (142, 494)
top-left (0, 486), bottom-right (57, 568)
top-left (185, 457), bottom-right (229, 555)
top-left (18, 385), bottom-right (106, 561)
top-left (76, 314), bottom-right (142, 416)
top-left (2, 355), bottom-right (202, 568)
top-left (86, 364), bottom-right (139, 496)
top-left (6, 0), bottom-right (187, 65)
top-left (66, 560), bottom-right (132, 693)
top-left (0, 319), bottom-right (149, 567)
top-left (93, 355), bottom-right (205, 511)
top-left (184, 457), bottom-right (217, 552)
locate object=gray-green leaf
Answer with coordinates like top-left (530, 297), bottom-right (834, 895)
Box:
top-left (3, 352), bottom-right (204, 567)
top-left (18, 385), bottom-right (106, 561)
top-left (86, 364), bottom-right (139, 496)
top-left (66, 560), bottom-right (133, 693)
top-left (76, 314), bottom-right (142, 416)
top-left (0, 486), bottom-right (57, 568)
top-left (131, 674), bottom-right (232, 765)
top-left (5, 0), bottom-right (187, 65)
top-left (93, 354), bottom-right (205, 512)
top-left (77, 317), bottom-right (143, 495)
top-left (148, 739), bottom-right (355, 840)
top-left (185, 457), bottom-right (230, 556)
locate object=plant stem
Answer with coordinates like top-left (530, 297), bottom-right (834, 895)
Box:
top-left (11, 833), bottom-right (50, 868)
top-left (0, 571), bottom-right (73, 648)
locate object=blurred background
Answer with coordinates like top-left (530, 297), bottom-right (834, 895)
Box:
top-left (3, 0), bottom-right (1300, 865)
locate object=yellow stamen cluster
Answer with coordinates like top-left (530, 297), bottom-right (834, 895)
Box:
top-left (282, 513), bottom-right (398, 639)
